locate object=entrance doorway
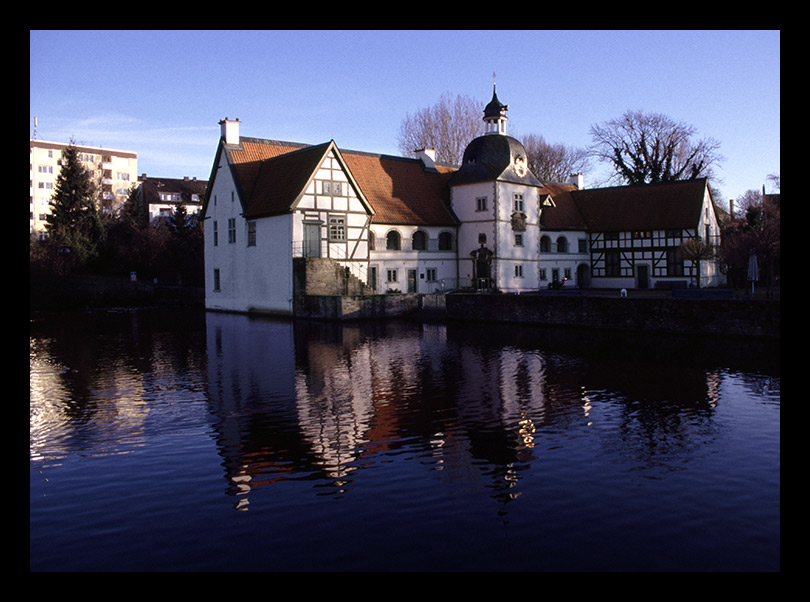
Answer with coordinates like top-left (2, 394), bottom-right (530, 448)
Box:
top-left (636, 264), bottom-right (649, 289)
top-left (303, 223), bottom-right (320, 258)
top-left (577, 263), bottom-right (590, 288)
top-left (407, 269), bottom-right (417, 293)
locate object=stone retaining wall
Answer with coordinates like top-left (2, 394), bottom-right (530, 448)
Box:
top-left (294, 293), bottom-right (422, 320)
top-left (445, 293), bottom-right (779, 339)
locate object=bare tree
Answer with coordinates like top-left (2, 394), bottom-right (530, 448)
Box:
top-left (589, 110), bottom-right (723, 185)
top-left (677, 237), bottom-right (716, 288)
top-left (397, 93), bottom-right (484, 164)
top-left (521, 133), bottom-right (591, 183)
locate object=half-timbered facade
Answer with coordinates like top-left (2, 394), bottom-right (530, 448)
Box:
top-left (202, 92), bottom-right (724, 315)
top-left (574, 179), bottom-right (723, 289)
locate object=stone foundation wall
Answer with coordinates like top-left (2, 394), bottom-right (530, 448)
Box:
top-left (294, 293), bottom-right (422, 320)
top-left (445, 294), bottom-right (779, 339)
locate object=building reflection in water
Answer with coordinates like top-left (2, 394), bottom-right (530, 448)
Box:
top-left (204, 312), bottom-right (737, 511)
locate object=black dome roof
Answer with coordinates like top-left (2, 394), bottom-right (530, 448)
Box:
top-left (450, 134), bottom-right (543, 187)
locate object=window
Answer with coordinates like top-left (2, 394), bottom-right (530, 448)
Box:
top-left (578, 239), bottom-right (588, 253)
top-left (323, 181), bottom-right (342, 196)
top-left (247, 221), bottom-right (256, 246)
top-left (386, 231), bottom-right (401, 250)
top-left (213, 221), bottom-right (218, 246)
top-left (228, 218), bottom-right (236, 243)
top-left (438, 231), bottom-right (454, 251)
top-left (213, 269), bottom-right (221, 291)
top-left (513, 193), bottom-right (524, 212)
top-left (369, 231), bottom-right (376, 251)
top-left (426, 268), bottom-right (437, 281)
top-left (476, 197), bottom-right (487, 211)
top-left (412, 230), bottom-right (427, 250)
top-left (514, 264), bottom-right (523, 278)
top-left (386, 269), bottom-right (398, 282)
top-left (328, 216), bottom-right (346, 241)
top-left (514, 233), bottom-right (523, 247)
top-left (540, 236), bottom-right (550, 253)
top-left (539, 268), bottom-right (547, 281)
top-left (556, 236), bottom-right (568, 253)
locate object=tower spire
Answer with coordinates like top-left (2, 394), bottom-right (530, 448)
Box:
top-left (483, 81), bottom-right (508, 135)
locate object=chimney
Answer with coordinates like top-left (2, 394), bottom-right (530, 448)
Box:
top-left (569, 172), bottom-right (584, 189)
top-left (414, 147), bottom-right (437, 171)
top-left (219, 117), bottom-right (240, 146)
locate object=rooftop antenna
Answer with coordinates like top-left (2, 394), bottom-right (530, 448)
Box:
top-left (33, 117), bottom-right (38, 140)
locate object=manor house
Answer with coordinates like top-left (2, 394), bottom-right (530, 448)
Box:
top-left (202, 89), bottom-right (724, 315)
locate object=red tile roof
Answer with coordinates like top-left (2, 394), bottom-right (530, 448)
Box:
top-left (342, 152), bottom-right (456, 226)
top-left (224, 138), bottom-right (458, 225)
top-left (537, 183), bottom-right (587, 230)
top-left (214, 137), bottom-right (709, 233)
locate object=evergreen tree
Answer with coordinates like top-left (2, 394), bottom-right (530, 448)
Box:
top-left (45, 142), bottom-right (104, 265)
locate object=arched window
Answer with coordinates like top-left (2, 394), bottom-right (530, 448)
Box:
top-left (386, 230), bottom-right (401, 250)
top-left (412, 230), bottom-right (427, 250)
top-left (369, 231), bottom-right (376, 251)
top-left (438, 231), bottom-right (454, 251)
top-left (556, 236), bottom-right (568, 253)
top-left (540, 235), bottom-right (551, 253)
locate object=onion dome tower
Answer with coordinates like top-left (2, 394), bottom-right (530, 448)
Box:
top-left (483, 85), bottom-right (508, 135)
top-left (450, 85), bottom-right (543, 188)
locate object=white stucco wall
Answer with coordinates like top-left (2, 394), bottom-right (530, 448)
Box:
top-left (204, 151), bottom-right (293, 314)
top-left (698, 188), bottom-right (726, 288)
top-left (368, 223), bottom-right (458, 293)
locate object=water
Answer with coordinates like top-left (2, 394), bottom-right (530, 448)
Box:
top-left (30, 308), bottom-right (780, 572)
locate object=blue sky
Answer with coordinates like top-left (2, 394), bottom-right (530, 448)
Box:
top-left (30, 30), bottom-right (780, 203)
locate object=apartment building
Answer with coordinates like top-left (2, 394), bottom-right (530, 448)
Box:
top-left (30, 139), bottom-right (138, 237)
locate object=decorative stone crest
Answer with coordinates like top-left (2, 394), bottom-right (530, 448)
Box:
top-left (511, 211), bottom-right (527, 232)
